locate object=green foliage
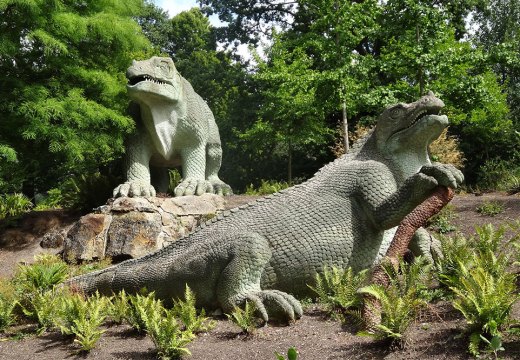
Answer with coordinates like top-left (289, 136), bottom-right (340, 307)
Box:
top-left (245, 179), bottom-right (290, 195)
top-left (275, 347), bottom-right (299, 360)
top-left (167, 169), bottom-right (182, 195)
top-left (448, 262), bottom-right (518, 356)
top-left (308, 267), bottom-right (367, 318)
top-left (0, 0), bottom-right (152, 195)
top-left (22, 288), bottom-right (62, 334)
top-left (108, 289), bottom-right (130, 325)
top-left (55, 291), bottom-right (109, 352)
top-left (427, 203), bottom-right (457, 234)
top-left (126, 291), bottom-right (162, 334)
top-left (0, 193), bottom-right (33, 219)
top-left (0, 280), bottom-right (17, 332)
top-left (476, 201), bottom-right (505, 217)
top-left (358, 258), bottom-right (432, 347)
top-left (56, 172), bottom-right (120, 210)
top-left (438, 224), bottom-right (519, 356)
top-left (145, 306), bottom-right (195, 360)
top-left (226, 301), bottom-right (261, 334)
top-left (14, 254), bottom-right (69, 294)
top-left (171, 285), bottom-right (215, 334)
top-left (476, 159), bottom-right (520, 192)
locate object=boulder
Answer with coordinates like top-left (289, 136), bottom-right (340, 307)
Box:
top-left (62, 194), bottom-right (225, 262)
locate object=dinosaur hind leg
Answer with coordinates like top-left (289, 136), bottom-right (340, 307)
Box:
top-left (217, 232), bottom-right (302, 323)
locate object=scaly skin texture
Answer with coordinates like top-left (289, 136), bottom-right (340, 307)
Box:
top-left (113, 56), bottom-right (232, 197)
top-left (71, 92), bottom-right (463, 322)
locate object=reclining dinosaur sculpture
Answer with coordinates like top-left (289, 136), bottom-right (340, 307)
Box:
top-left (113, 56), bottom-right (232, 197)
top-left (71, 92), bottom-right (463, 322)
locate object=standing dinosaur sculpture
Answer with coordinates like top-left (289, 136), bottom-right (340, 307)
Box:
top-left (70, 92), bottom-right (463, 322)
top-left (113, 56), bottom-right (232, 198)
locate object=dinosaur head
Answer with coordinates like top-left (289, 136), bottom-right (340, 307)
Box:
top-left (126, 57), bottom-right (181, 103)
top-left (375, 91), bottom-right (448, 156)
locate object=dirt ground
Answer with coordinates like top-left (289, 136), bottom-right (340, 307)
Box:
top-left (0, 192), bottom-right (519, 360)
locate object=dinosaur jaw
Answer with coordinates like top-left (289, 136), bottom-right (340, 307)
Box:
top-left (127, 79), bottom-right (178, 103)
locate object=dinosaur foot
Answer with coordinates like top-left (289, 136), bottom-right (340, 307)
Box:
top-left (233, 290), bottom-right (303, 323)
top-left (174, 178), bottom-right (213, 196)
top-left (209, 178), bottom-right (233, 196)
top-left (113, 181), bottom-right (156, 198)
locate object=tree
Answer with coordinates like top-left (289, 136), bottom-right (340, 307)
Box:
top-left (0, 0), bottom-right (153, 195)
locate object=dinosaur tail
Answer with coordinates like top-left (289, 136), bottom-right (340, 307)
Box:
top-left (65, 258), bottom-right (149, 296)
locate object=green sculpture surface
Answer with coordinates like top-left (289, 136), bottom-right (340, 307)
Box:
top-left (113, 56), bottom-right (232, 197)
top-left (72, 92), bottom-right (463, 322)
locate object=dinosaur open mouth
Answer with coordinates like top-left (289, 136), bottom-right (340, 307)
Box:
top-left (411, 108), bottom-right (442, 126)
top-left (128, 75), bottom-right (168, 86)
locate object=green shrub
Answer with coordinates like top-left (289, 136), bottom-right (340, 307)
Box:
top-left (476, 159), bottom-right (520, 192)
top-left (427, 204), bottom-right (457, 233)
top-left (14, 254), bottom-right (69, 294)
top-left (358, 258), bottom-right (431, 347)
top-left (447, 261), bottom-right (518, 356)
top-left (55, 291), bottom-right (109, 352)
top-left (0, 281), bottom-right (17, 332)
top-left (438, 224), bottom-right (519, 356)
top-left (143, 298), bottom-right (195, 360)
top-left (171, 285), bottom-right (215, 333)
top-left (226, 301), bottom-right (261, 334)
top-left (245, 179), bottom-right (290, 195)
top-left (308, 266), bottom-right (367, 318)
top-left (168, 169), bottom-right (182, 195)
top-left (126, 291), bottom-right (162, 334)
top-left (34, 188), bottom-right (63, 210)
top-left (108, 289), bottom-right (130, 325)
top-left (58, 172), bottom-right (119, 211)
top-left (0, 193), bottom-right (33, 219)
top-left (22, 289), bottom-right (62, 334)
top-left (476, 201), bottom-right (504, 216)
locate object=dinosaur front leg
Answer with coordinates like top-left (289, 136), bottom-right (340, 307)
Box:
top-left (217, 233), bottom-right (303, 323)
top-left (175, 144), bottom-right (213, 196)
top-left (113, 134), bottom-right (156, 197)
top-left (205, 143), bottom-right (232, 195)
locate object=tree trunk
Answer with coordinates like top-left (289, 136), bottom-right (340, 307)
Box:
top-left (342, 101), bottom-right (349, 153)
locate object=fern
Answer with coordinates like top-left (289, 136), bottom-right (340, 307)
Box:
top-left (171, 285), bottom-right (215, 333)
top-left (14, 254), bottom-right (69, 294)
top-left (108, 289), bottom-right (130, 325)
top-left (308, 266), bottom-right (367, 317)
top-left (226, 301), bottom-right (261, 334)
top-left (144, 304), bottom-right (195, 360)
top-left (0, 293), bottom-right (17, 332)
top-left (358, 258), bottom-right (430, 347)
top-left (448, 262), bottom-right (518, 356)
top-left (126, 291), bottom-right (162, 334)
top-left (22, 289), bottom-right (62, 334)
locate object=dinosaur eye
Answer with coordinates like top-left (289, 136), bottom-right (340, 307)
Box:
top-left (390, 107), bottom-right (403, 118)
top-left (159, 61), bottom-right (169, 73)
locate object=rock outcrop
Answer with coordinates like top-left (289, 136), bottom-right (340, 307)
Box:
top-left (62, 194), bottom-right (225, 262)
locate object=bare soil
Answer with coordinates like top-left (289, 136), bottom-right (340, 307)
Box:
top-left (0, 193), bottom-right (519, 360)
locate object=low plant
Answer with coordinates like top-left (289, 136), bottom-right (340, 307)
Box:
top-left (438, 224), bottom-right (519, 356)
top-left (275, 346), bottom-right (299, 360)
top-left (0, 279), bottom-right (18, 333)
top-left (245, 179), bottom-right (290, 195)
top-left (109, 289), bottom-right (130, 325)
top-left (126, 291), bottom-right (162, 334)
top-left (0, 193), bottom-right (33, 219)
top-left (427, 203), bottom-right (457, 233)
top-left (308, 266), bottom-right (367, 318)
top-left (476, 201), bottom-right (504, 216)
top-left (55, 291), bottom-right (109, 352)
top-left (226, 301), bottom-right (261, 334)
top-left (447, 261), bottom-right (518, 356)
top-left (14, 254), bottom-right (69, 294)
top-left (68, 257), bottom-right (112, 277)
top-left (171, 285), bottom-right (215, 333)
top-left (144, 302), bottom-right (195, 360)
top-left (22, 289), bottom-right (62, 334)
top-left (358, 258), bottom-right (431, 347)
